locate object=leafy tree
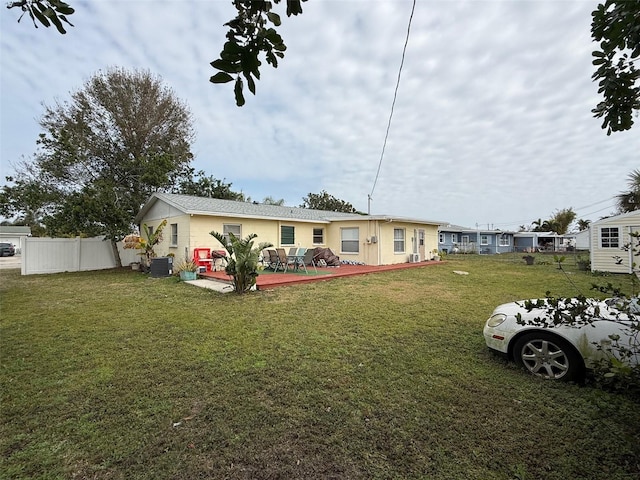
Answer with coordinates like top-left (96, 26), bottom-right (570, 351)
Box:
top-left (549, 208), bottom-right (577, 235)
top-left (300, 190), bottom-right (358, 213)
top-left (616, 168), bottom-right (640, 213)
top-left (6, 0), bottom-right (74, 33)
top-left (174, 169), bottom-right (244, 200)
top-left (210, 231), bottom-right (272, 294)
top-left (591, 1), bottom-right (640, 135)
top-left (5, 0), bottom-right (303, 106)
top-left (530, 208), bottom-right (576, 235)
top-left (577, 219), bottom-right (591, 231)
top-left (0, 173), bottom-right (58, 236)
top-left (1, 68), bottom-right (195, 265)
top-left (209, 0), bottom-right (306, 106)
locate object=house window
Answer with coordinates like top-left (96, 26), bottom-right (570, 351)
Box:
top-left (451, 233), bottom-right (458, 243)
top-left (393, 228), bottom-right (405, 253)
top-left (170, 223), bottom-right (178, 246)
top-left (223, 224), bottom-right (241, 244)
top-left (281, 225), bottom-right (295, 245)
top-left (439, 233), bottom-right (444, 243)
top-left (600, 227), bottom-right (619, 248)
top-left (499, 235), bottom-right (510, 247)
top-left (461, 235), bottom-right (469, 245)
top-left (341, 227), bottom-right (359, 253)
top-left (313, 228), bottom-right (324, 244)
top-left (480, 235), bottom-right (489, 245)
top-left (419, 230), bottom-right (425, 246)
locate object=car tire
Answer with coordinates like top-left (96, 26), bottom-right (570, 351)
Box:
top-left (512, 332), bottom-right (584, 382)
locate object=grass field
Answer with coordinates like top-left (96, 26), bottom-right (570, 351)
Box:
top-left (1, 254), bottom-right (639, 480)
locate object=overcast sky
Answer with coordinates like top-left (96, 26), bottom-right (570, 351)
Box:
top-left (1, 0), bottom-right (637, 230)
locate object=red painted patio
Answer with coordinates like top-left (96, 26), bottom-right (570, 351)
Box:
top-left (198, 260), bottom-right (443, 290)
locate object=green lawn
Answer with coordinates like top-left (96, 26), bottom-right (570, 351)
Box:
top-left (1, 254), bottom-right (639, 480)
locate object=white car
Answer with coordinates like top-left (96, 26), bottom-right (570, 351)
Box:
top-left (483, 298), bottom-right (639, 381)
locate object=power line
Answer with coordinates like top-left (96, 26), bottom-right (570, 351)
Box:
top-left (369, 0), bottom-right (417, 212)
top-left (573, 196), bottom-right (616, 212)
top-left (485, 197), bottom-right (619, 230)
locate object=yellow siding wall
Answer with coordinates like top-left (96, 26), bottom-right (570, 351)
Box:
top-left (326, 220), bottom-right (439, 265)
top-left (140, 205), bottom-right (440, 266)
top-left (161, 216), bottom-right (331, 259)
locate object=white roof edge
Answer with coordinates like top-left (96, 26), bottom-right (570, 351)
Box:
top-left (591, 210), bottom-right (640, 225)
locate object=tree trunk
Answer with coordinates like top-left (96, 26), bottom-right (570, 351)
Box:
top-left (110, 239), bottom-right (122, 267)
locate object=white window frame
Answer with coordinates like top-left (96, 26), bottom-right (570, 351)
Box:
top-left (313, 228), bottom-right (324, 245)
top-left (480, 235), bottom-right (489, 246)
top-left (223, 224), bottom-right (242, 244)
top-left (600, 227), bottom-right (619, 248)
top-left (393, 228), bottom-right (405, 253)
top-left (341, 227), bottom-right (359, 253)
top-left (439, 233), bottom-right (445, 244)
top-left (499, 235), bottom-right (510, 247)
top-left (170, 223), bottom-right (178, 246)
top-left (280, 225), bottom-right (295, 245)
top-left (451, 233), bottom-right (458, 243)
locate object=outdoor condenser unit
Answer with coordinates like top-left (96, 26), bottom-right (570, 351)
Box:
top-left (409, 253), bottom-right (420, 263)
top-left (150, 256), bottom-right (173, 278)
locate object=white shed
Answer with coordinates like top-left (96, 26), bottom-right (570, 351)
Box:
top-left (589, 211), bottom-right (640, 273)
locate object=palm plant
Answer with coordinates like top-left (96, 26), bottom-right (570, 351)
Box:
top-left (210, 231), bottom-right (272, 294)
top-left (617, 169), bottom-right (640, 213)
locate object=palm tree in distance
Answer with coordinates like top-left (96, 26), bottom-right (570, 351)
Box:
top-left (617, 169), bottom-right (640, 213)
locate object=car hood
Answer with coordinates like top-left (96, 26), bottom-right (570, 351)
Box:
top-left (493, 298), bottom-right (636, 322)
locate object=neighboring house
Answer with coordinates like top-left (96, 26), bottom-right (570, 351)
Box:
top-left (513, 231), bottom-right (575, 253)
top-left (589, 210), bottom-right (640, 274)
top-left (438, 224), bottom-right (515, 254)
top-left (0, 225), bottom-right (31, 254)
top-left (134, 193), bottom-right (444, 266)
top-left (574, 229), bottom-right (590, 251)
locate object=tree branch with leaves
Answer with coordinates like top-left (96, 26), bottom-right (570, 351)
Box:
top-left (591, 1), bottom-right (640, 134)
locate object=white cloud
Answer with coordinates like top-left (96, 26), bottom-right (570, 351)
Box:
top-left (1, 0), bottom-right (637, 228)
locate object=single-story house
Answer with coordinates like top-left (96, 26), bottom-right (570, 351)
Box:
top-left (438, 224), bottom-right (515, 254)
top-left (513, 232), bottom-right (575, 253)
top-left (589, 210), bottom-right (640, 274)
top-left (134, 193), bottom-right (444, 266)
top-left (0, 225), bottom-right (31, 254)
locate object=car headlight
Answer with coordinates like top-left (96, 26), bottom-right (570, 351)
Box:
top-left (486, 313), bottom-right (507, 327)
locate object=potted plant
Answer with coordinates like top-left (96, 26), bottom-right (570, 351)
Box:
top-left (432, 249), bottom-right (441, 261)
top-left (175, 258), bottom-right (198, 281)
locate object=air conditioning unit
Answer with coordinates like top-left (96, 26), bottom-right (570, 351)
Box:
top-left (370, 236), bottom-right (378, 244)
top-left (409, 253), bottom-right (420, 263)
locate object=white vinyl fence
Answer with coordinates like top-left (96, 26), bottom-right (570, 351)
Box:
top-left (22, 236), bottom-right (140, 275)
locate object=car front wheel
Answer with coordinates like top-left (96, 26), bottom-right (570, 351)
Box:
top-left (513, 332), bottom-right (583, 382)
